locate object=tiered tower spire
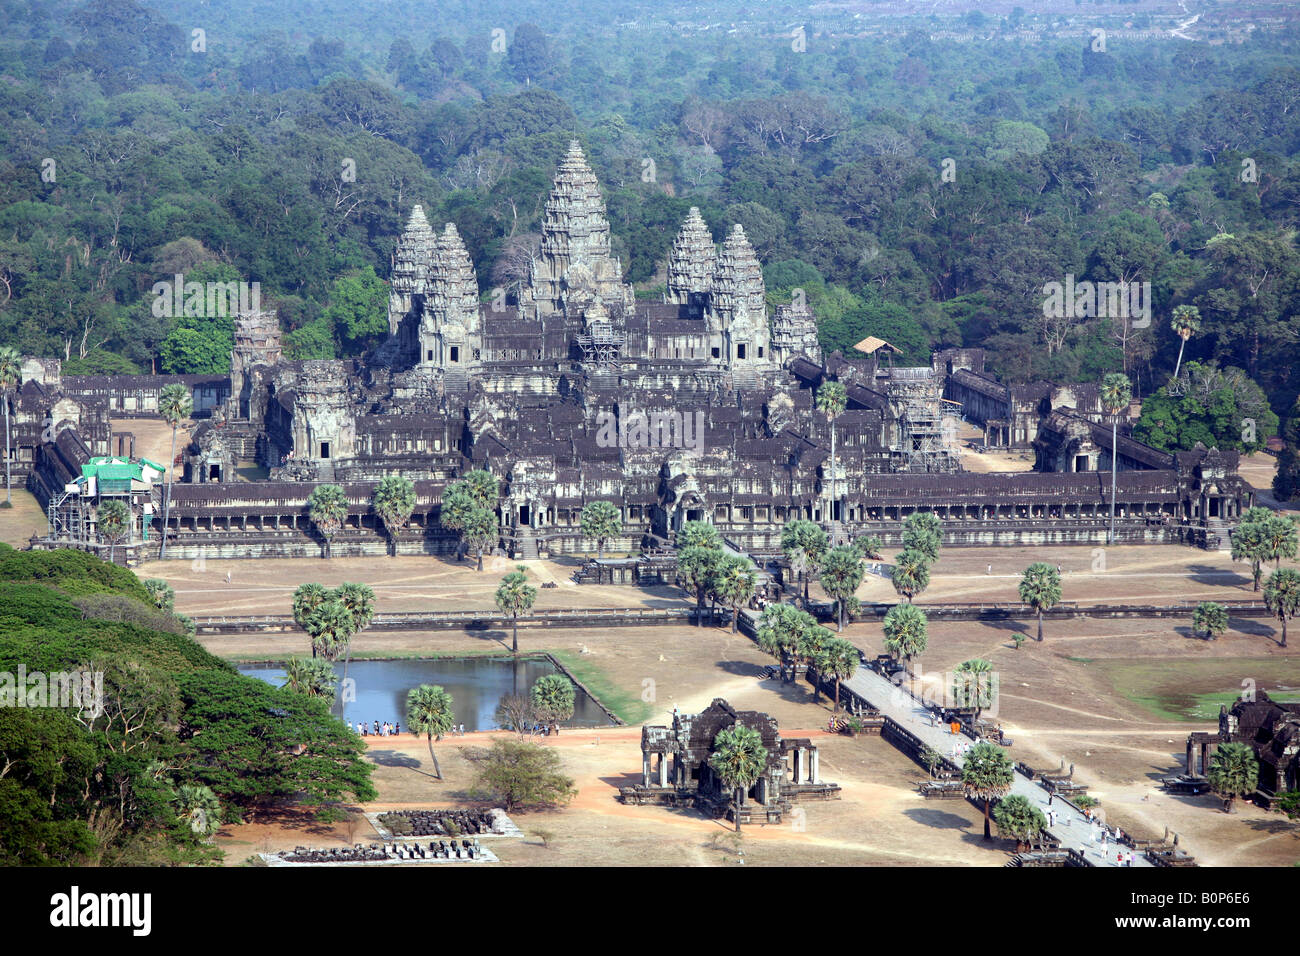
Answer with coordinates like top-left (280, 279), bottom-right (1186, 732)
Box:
top-left (709, 224), bottom-right (770, 373)
top-left (388, 204), bottom-right (436, 338)
top-left (418, 222), bottom-right (480, 369)
top-left (666, 207), bottom-right (716, 307)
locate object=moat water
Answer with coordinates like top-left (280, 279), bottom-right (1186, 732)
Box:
top-left (239, 656), bottom-right (614, 732)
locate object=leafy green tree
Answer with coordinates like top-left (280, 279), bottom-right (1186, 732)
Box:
top-left (920, 746), bottom-right (944, 778)
top-left (891, 549), bottom-right (931, 603)
top-left (1018, 563), bottom-right (1062, 642)
top-left (281, 657), bottom-right (338, 699)
top-left (531, 674), bottom-right (575, 734)
top-left (1192, 601), bottom-right (1229, 641)
top-left (579, 500), bottom-right (621, 559)
top-left (962, 741), bottom-right (1014, 840)
top-left (372, 475), bottom-right (416, 556)
top-left (901, 511), bottom-right (942, 563)
top-left (471, 738), bottom-right (576, 812)
top-left (993, 793), bottom-right (1047, 850)
top-left (96, 499), bottom-right (131, 563)
top-left (816, 381), bottom-right (848, 528)
top-left (0, 346), bottom-right (20, 506)
top-left (710, 555), bottom-right (756, 633)
top-left (142, 578), bottom-right (175, 612)
top-left (495, 565), bottom-right (538, 654)
top-left (1263, 568), bottom-right (1300, 648)
top-left (678, 544), bottom-right (724, 626)
top-left (323, 266), bottom-right (388, 354)
top-left (156, 382), bottom-right (192, 559)
top-left (1170, 304), bottom-right (1201, 378)
top-left (853, 535), bottom-right (883, 560)
top-left (820, 545), bottom-right (864, 632)
top-left (307, 484), bottom-right (348, 559)
top-left (952, 659), bottom-right (996, 722)
top-left (1100, 372), bottom-right (1132, 545)
top-left (1134, 363), bottom-right (1278, 455)
top-left (1206, 742), bottom-right (1259, 813)
top-left (819, 637), bottom-right (860, 711)
top-left (709, 724), bottom-right (768, 833)
top-left (406, 684), bottom-right (455, 780)
top-left (882, 603), bottom-right (928, 664)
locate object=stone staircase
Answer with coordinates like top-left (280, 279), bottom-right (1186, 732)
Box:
top-left (443, 367), bottom-right (469, 393)
top-left (512, 526), bottom-right (539, 561)
top-left (1202, 517), bottom-right (1233, 551)
top-left (317, 458), bottom-right (336, 483)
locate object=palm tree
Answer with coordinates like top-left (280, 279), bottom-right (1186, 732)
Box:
top-left (992, 793), bottom-right (1047, 851)
top-left (1206, 742), bottom-right (1259, 813)
top-left (920, 746), bottom-right (944, 778)
top-left (0, 345), bottom-right (21, 507)
top-left (710, 555), bottom-right (756, 633)
top-left (372, 474), bottom-right (416, 556)
top-left (463, 506), bottom-right (499, 571)
top-left (175, 784), bottom-right (222, 840)
top-left (816, 380), bottom-right (847, 538)
top-left (901, 511), bottom-right (942, 563)
top-left (406, 684), bottom-right (455, 779)
top-left (156, 382), bottom-right (193, 559)
top-left (1263, 568), bottom-right (1300, 648)
top-left (579, 500), bottom-right (621, 559)
top-left (1231, 520), bottom-right (1271, 592)
top-left (677, 520), bottom-right (720, 550)
top-left (820, 637), bottom-right (860, 711)
top-left (292, 582), bottom-right (329, 629)
top-left (305, 598), bottom-right (354, 661)
top-left (307, 483), bottom-right (348, 559)
top-left (952, 659), bottom-right (996, 722)
top-left (1018, 562), bottom-right (1062, 641)
top-left (1170, 304), bottom-right (1200, 379)
top-left (495, 565), bottom-right (538, 654)
top-left (531, 674), bottom-right (575, 734)
top-left (962, 741), bottom-right (1014, 840)
top-left (334, 582), bottom-right (375, 719)
top-left (891, 549), bottom-right (931, 603)
top-left (781, 518), bottom-right (828, 607)
top-left (882, 603), bottom-right (928, 666)
top-left (96, 499), bottom-right (130, 564)
top-left (756, 603), bottom-right (813, 677)
top-left (281, 656), bottom-right (338, 699)
top-left (1262, 515), bottom-right (1299, 569)
top-left (819, 545), bottom-right (864, 632)
top-left (1100, 372), bottom-right (1132, 545)
top-left (853, 535), bottom-right (884, 561)
top-left (796, 624), bottom-right (833, 701)
top-left (709, 724), bottom-right (768, 833)
top-left (1192, 601), bottom-right (1229, 641)
top-left (678, 544), bottom-right (723, 626)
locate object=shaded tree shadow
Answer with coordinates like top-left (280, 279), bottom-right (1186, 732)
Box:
top-left (1229, 617), bottom-right (1278, 640)
top-left (904, 808), bottom-right (971, 831)
top-left (715, 659), bottom-right (769, 678)
top-left (598, 772), bottom-right (646, 789)
top-left (366, 749), bottom-right (437, 778)
top-left (1242, 817), bottom-right (1299, 835)
top-left (1187, 564), bottom-right (1251, 587)
top-left (981, 619), bottom-right (1029, 634)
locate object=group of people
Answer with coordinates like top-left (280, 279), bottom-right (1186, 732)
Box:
top-left (353, 720), bottom-right (468, 737)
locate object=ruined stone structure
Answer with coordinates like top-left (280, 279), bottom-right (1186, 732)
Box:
top-left (619, 698), bottom-right (841, 823)
top-left (1185, 692), bottom-right (1300, 807)
top-left (16, 139), bottom-right (1253, 562)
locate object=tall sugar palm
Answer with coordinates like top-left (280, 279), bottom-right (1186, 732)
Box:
top-left (531, 674), bottom-right (575, 735)
top-left (820, 637), bottom-right (860, 712)
top-left (709, 724), bottom-right (768, 833)
top-left (97, 499), bottom-right (130, 564)
top-left (0, 345), bottom-right (20, 507)
top-left (992, 793), bottom-right (1047, 851)
top-left (815, 380), bottom-right (848, 540)
top-left (1192, 601), bottom-right (1229, 641)
top-left (710, 555), bottom-right (756, 633)
top-left (281, 656), bottom-right (338, 700)
top-left (1018, 562), bottom-right (1062, 642)
top-left (677, 520), bottom-right (721, 550)
top-left (962, 741), bottom-right (1014, 840)
top-left (891, 549), bottom-right (931, 603)
top-left (781, 518), bottom-right (828, 607)
top-left (1262, 514), bottom-right (1299, 569)
top-left (157, 382), bottom-right (193, 558)
top-left (1170, 305), bottom-right (1201, 379)
top-left (678, 544), bottom-right (723, 626)
top-left (952, 658), bottom-right (996, 722)
top-left (305, 598), bottom-right (354, 661)
top-left (1231, 520), bottom-right (1271, 592)
top-left (819, 544), bottom-right (864, 632)
top-left (1100, 372), bottom-right (1132, 545)
top-left (495, 565), bottom-right (538, 654)
top-left (756, 602), bottom-right (811, 676)
top-left (882, 603), bottom-right (928, 666)
top-left (579, 500), bottom-right (621, 559)
top-left (1263, 568), bottom-right (1300, 649)
top-left (406, 684), bottom-right (455, 779)
top-left (334, 582), bottom-right (375, 720)
top-left (372, 474), bottom-right (416, 556)
top-left (292, 583), bottom-right (329, 630)
top-left (901, 511), bottom-right (942, 563)
top-left (307, 483), bottom-right (348, 559)
top-left (796, 623), bottom-right (833, 702)
top-left (1206, 741), bottom-right (1259, 813)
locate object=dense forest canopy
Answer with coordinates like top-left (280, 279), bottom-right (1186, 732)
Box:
top-left (0, 0), bottom-right (1297, 446)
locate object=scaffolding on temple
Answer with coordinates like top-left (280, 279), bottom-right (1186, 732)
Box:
top-left (886, 368), bottom-right (961, 474)
top-left (577, 319), bottom-right (625, 371)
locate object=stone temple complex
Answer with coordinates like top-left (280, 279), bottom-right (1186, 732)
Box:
top-left (9, 139), bottom-right (1253, 564)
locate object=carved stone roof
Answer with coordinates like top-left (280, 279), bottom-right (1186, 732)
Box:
top-left (666, 206), bottom-right (716, 304)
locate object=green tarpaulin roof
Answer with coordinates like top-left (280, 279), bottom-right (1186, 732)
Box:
top-left (81, 458), bottom-right (144, 482)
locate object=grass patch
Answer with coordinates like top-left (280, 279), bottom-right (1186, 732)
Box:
top-left (1087, 657), bottom-right (1300, 723)
top-left (1067, 657), bottom-right (1094, 664)
top-left (550, 648), bottom-right (652, 725)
